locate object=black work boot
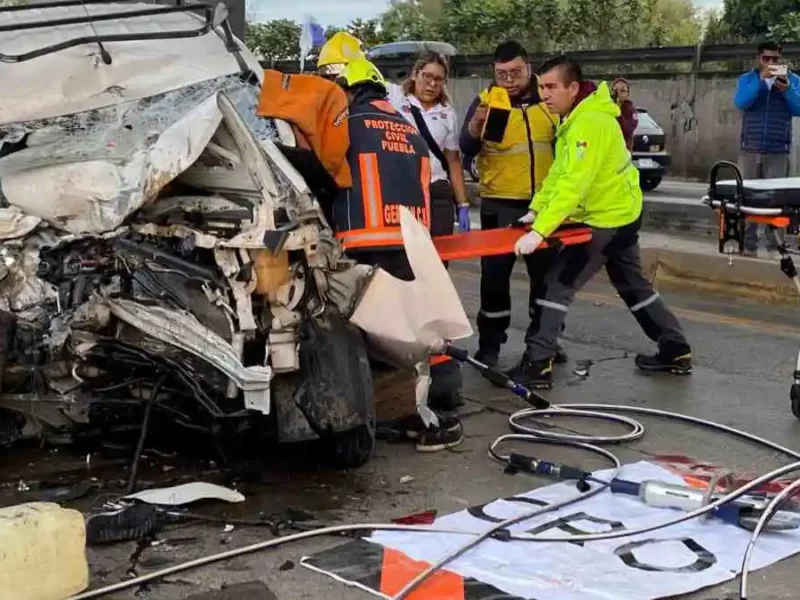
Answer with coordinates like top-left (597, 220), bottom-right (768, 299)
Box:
top-left (403, 413), bottom-right (464, 452)
top-left (474, 345), bottom-right (500, 368)
top-left (506, 356), bottom-right (554, 390)
top-left (635, 344), bottom-right (692, 376)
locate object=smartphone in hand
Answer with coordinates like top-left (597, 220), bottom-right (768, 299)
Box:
top-left (769, 64), bottom-right (788, 78)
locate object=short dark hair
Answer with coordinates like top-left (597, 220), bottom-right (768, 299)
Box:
top-left (538, 55), bottom-right (583, 84)
top-left (493, 40), bottom-right (528, 64)
top-left (758, 41), bottom-right (782, 55)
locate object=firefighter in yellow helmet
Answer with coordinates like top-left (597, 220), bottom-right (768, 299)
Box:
top-left (333, 58), bottom-right (465, 451)
top-left (317, 31), bottom-right (365, 79)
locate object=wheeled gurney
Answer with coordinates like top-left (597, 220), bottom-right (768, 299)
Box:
top-left (703, 160), bottom-right (800, 419)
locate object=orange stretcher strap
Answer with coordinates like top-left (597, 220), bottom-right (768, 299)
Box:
top-left (745, 215), bottom-right (791, 227)
top-left (433, 227), bottom-right (593, 262)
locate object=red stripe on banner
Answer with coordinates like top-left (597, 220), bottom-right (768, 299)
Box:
top-left (653, 454), bottom-right (799, 497)
top-left (379, 547), bottom-right (465, 599)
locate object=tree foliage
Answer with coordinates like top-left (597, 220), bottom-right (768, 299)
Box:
top-left (770, 13), bottom-right (800, 43)
top-left (244, 0), bottom-right (706, 61)
top-left (706, 0), bottom-right (800, 43)
top-left (245, 19), bottom-right (301, 63)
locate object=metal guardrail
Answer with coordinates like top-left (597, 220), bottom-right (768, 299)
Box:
top-left (270, 41), bottom-right (800, 74)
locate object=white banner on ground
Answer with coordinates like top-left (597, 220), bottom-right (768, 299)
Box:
top-left (365, 461), bottom-right (800, 599)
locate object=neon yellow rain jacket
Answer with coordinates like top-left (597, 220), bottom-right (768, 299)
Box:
top-left (531, 82), bottom-right (642, 238)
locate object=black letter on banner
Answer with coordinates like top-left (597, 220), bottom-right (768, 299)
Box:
top-left (614, 538), bottom-right (717, 573)
top-left (467, 497), bottom-right (549, 524)
top-left (463, 579), bottom-right (532, 599)
top-left (525, 512), bottom-right (625, 547)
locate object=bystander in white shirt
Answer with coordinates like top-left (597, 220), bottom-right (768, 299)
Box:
top-left (387, 82), bottom-right (460, 184)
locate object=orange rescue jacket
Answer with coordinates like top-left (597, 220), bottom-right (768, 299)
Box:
top-left (256, 70), bottom-right (352, 188)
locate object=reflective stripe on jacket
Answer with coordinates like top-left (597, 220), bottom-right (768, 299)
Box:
top-left (334, 98), bottom-right (431, 251)
top-left (475, 88), bottom-right (556, 201)
top-left (531, 82), bottom-right (642, 238)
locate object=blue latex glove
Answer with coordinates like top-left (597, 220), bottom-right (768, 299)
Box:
top-left (457, 205), bottom-right (471, 232)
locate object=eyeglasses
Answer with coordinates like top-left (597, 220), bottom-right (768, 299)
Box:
top-left (418, 71), bottom-right (446, 85)
top-left (495, 67), bottom-right (525, 82)
top-left (761, 54), bottom-right (782, 64)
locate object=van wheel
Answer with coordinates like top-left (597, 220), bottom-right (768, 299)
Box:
top-left (330, 423), bottom-right (376, 469)
top-left (640, 176), bottom-right (662, 192)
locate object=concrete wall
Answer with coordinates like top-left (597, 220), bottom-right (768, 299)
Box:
top-left (443, 75), bottom-right (800, 180)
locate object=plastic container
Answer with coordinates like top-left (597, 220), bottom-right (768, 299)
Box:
top-left (0, 502), bottom-right (89, 600)
top-left (251, 249), bottom-right (290, 295)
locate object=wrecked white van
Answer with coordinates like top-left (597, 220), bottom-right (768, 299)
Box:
top-left (0, 1), bottom-right (384, 467)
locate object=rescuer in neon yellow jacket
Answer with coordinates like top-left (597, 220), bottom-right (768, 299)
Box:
top-left (506, 56), bottom-right (692, 390)
top-left (527, 81), bottom-right (642, 239)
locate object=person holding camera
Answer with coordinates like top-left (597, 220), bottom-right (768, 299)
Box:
top-left (734, 41), bottom-right (800, 257)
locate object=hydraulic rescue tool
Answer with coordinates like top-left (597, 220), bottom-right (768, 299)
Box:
top-left (608, 478), bottom-right (800, 532)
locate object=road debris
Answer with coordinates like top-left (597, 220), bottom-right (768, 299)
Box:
top-left (124, 482), bottom-right (245, 506)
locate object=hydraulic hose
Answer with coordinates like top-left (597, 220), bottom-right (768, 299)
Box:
top-left (740, 476), bottom-right (800, 599)
top-left (394, 400), bottom-right (800, 600)
top-left (391, 440), bottom-right (622, 599)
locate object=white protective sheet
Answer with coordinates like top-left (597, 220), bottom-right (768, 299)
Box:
top-left (305, 461), bottom-right (800, 600)
top-left (348, 206), bottom-right (473, 368)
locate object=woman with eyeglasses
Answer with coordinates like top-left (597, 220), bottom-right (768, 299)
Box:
top-left (387, 52), bottom-right (472, 240)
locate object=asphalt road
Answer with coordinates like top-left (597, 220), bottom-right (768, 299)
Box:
top-left (645, 179), bottom-right (708, 206)
top-left (72, 264), bottom-right (800, 600)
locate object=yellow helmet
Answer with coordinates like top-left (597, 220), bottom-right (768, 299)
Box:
top-left (336, 58), bottom-right (387, 91)
top-left (317, 32), bottom-right (365, 77)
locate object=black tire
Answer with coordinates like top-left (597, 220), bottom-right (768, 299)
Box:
top-left (294, 312), bottom-right (377, 469)
top-left (330, 423), bottom-right (376, 470)
top-left (791, 384), bottom-right (800, 419)
top-left (640, 175), bottom-right (662, 192)
top-left (468, 156), bottom-right (479, 182)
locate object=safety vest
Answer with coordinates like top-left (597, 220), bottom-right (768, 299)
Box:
top-left (476, 88), bottom-right (557, 201)
top-left (334, 98), bottom-right (431, 252)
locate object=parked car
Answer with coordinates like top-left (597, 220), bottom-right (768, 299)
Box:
top-left (366, 41), bottom-right (457, 60)
top-left (463, 107), bottom-right (672, 192)
top-left (632, 108), bottom-right (671, 191)
top-left (367, 41), bottom-right (458, 81)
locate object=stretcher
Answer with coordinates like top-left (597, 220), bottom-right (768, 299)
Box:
top-left (433, 223), bottom-right (593, 262)
top-left (702, 160), bottom-right (800, 419)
